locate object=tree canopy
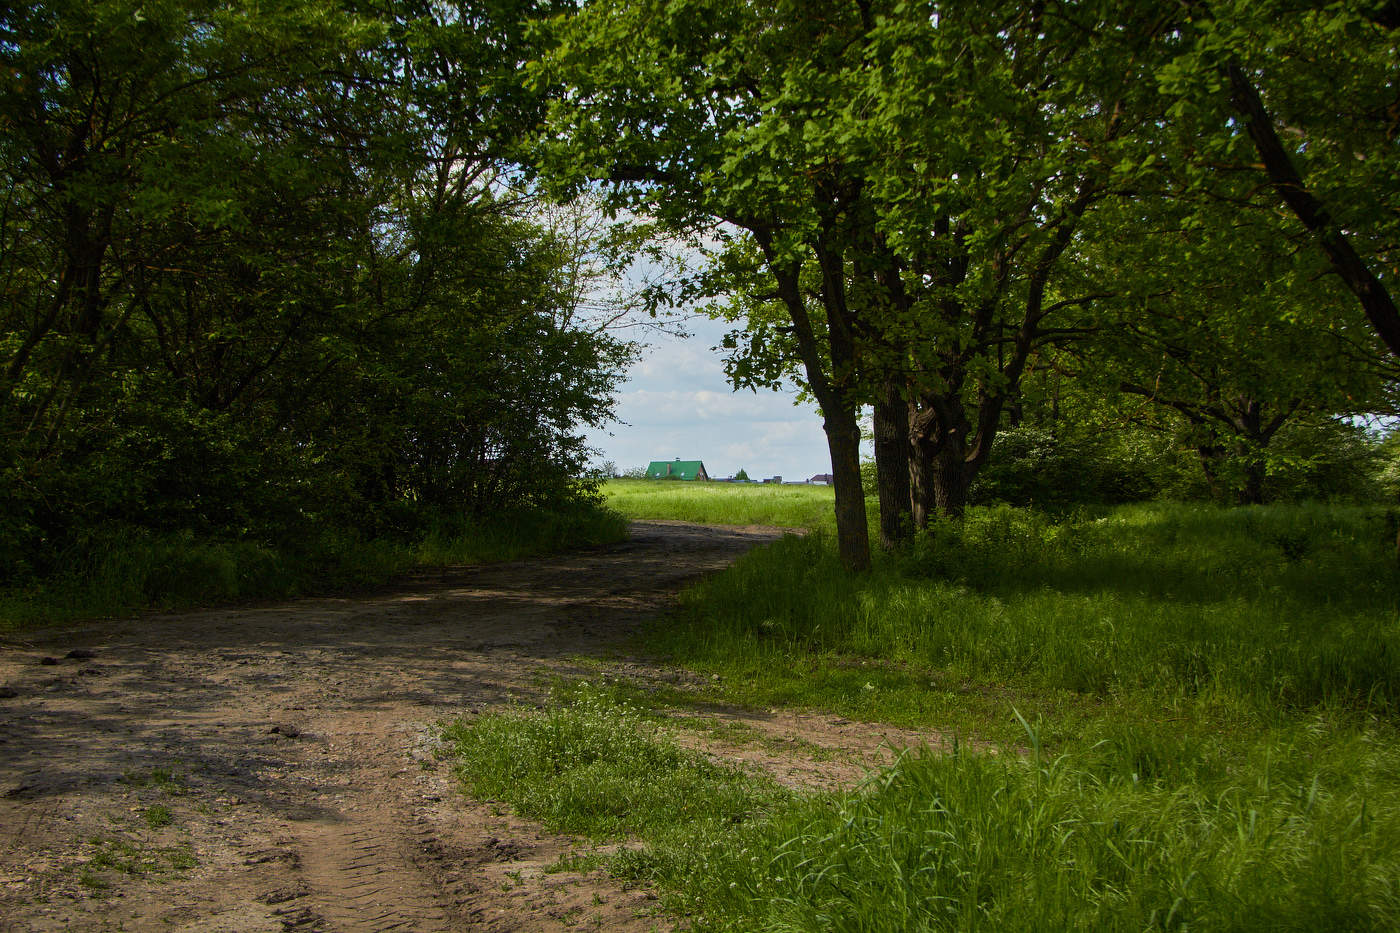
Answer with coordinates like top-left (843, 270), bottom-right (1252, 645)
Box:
top-left (0, 0), bottom-right (632, 581)
top-left (5, 0), bottom-right (1395, 581)
top-left (532, 0), bottom-right (1398, 569)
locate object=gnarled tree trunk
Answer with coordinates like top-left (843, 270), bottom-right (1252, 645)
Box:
top-left (908, 395), bottom-right (982, 524)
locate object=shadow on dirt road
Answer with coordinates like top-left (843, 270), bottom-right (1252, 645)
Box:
top-left (0, 521), bottom-right (789, 931)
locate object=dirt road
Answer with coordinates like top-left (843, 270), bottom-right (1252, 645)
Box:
top-left (0, 521), bottom-right (801, 931)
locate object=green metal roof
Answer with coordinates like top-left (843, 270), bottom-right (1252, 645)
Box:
top-left (645, 460), bottom-right (708, 480)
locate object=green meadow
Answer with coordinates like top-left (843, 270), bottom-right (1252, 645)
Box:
top-left (603, 477), bottom-right (836, 529)
top-left (450, 485), bottom-right (1400, 930)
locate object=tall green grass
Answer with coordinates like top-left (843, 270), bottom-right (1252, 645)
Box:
top-left (448, 686), bottom-right (1400, 931)
top-left (603, 478), bottom-right (835, 529)
top-left (442, 502), bottom-right (1400, 928)
top-left (0, 502), bottom-right (628, 631)
top-left (652, 504), bottom-right (1400, 723)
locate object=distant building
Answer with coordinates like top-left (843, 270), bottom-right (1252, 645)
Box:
top-left (808, 474), bottom-right (834, 485)
top-left (646, 458), bottom-right (709, 481)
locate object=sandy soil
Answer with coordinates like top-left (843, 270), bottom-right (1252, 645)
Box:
top-left (0, 521), bottom-right (942, 932)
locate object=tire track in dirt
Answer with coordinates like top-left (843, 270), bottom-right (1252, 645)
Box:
top-left (295, 821), bottom-right (450, 930)
top-left (0, 521), bottom-right (789, 931)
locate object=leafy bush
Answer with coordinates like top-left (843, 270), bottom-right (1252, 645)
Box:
top-left (971, 425), bottom-right (1189, 508)
top-left (0, 2), bottom-right (632, 597)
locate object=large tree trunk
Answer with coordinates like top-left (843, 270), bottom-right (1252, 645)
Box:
top-left (1232, 398), bottom-right (1271, 506)
top-left (1236, 453), bottom-right (1266, 506)
top-left (1196, 441), bottom-right (1227, 503)
top-left (908, 408), bottom-right (936, 529)
top-left (873, 383), bottom-right (912, 548)
top-left (908, 395), bottom-right (981, 524)
top-left (752, 225), bottom-right (871, 572)
top-left (908, 429), bottom-right (977, 522)
top-left (824, 405), bottom-right (871, 572)
top-left (931, 435), bottom-right (974, 519)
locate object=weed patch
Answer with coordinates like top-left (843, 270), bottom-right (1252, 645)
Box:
top-left (142, 805), bottom-right (173, 830)
top-left (75, 836), bottom-right (196, 887)
top-left (445, 685), bottom-right (784, 841)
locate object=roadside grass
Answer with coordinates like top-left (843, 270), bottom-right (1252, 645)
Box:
top-left (447, 685), bottom-right (1400, 931)
top-left (118, 766), bottom-right (186, 796)
top-left (73, 787), bottom-right (196, 892)
top-left (0, 502), bottom-right (627, 631)
top-left (652, 503), bottom-right (1400, 740)
top-left (603, 478), bottom-right (835, 529)
top-left (446, 685), bottom-right (786, 843)
top-left (448, 500), bottom-right (1400, 928)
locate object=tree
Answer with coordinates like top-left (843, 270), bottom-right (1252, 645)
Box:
top-left (1, 0), bottom-right (385, 566)
top-left (533, 0), bottom-right (884, 568)
top-left (534, 0), bottom-right (1398, 574)
top-left (1066, 176), bottom-right (1392, 503)
top-left (0, 0), bottom-right (631, 578)
top-left (1156, 1), bottom-right (1400, 357)
top-left (844, 2), bottom-right (1179, 523)
top-left (680, 2), bottom-right (1174, 527)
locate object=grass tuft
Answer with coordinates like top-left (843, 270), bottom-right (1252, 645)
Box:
top-left (445, 684), bottom-right (782, 841)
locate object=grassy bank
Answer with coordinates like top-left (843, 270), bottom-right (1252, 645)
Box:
top-left (448, 501), bottom-right (1400, 929)
top-left (0, 502), bottom-right (628, 631)
top-left (603, 478), bottom-right (836, 529)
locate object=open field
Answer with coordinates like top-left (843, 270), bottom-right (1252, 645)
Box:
top-left (603, 478), bottom-right (837, 529)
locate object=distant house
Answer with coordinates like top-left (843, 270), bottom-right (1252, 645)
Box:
top-left (646, 458), bottom-right (709, 481)
top-left (808, 474), bottom-right (834, 485)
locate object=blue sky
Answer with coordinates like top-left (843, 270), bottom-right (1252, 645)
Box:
top-left (583, 314), bottom-right (838, 481)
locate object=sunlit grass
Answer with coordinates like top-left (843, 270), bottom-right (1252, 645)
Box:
top-left (602, 477), bottom-right (836, 529)
top-left (448, 685), bottom-right (1400, 931)
top-left (649, 504), bottom-right (1400, 735)
top-left (447, 499), bottom-right (1400, 928)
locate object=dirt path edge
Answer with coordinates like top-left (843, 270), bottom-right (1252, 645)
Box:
top-left (0, 521), bottom-right (797, 931)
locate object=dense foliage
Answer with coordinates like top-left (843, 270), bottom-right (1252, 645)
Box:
top-left (7, 0), bottom-right (1398, 588)
top-left (1, 0), bottom-right (632, 588)
top-left (532, 0), bottom-right (1399, 566)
